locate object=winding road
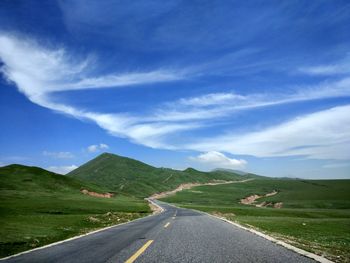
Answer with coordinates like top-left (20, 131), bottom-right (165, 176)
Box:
top-left (2, 200), bottom-right (315, 263)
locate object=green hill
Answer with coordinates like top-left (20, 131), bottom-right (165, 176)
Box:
top-left (0, 164), bottom-right (150, 258)
top-left (0, 164), bottom-right (108, 193)
top-left (67, 152), bottom-right (257, 198)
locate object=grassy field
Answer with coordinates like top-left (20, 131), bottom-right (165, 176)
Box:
top-left (0, 165), bottom-right (150, 258)
top-left (161, 178), bottom-right (350, 262)
top-left (68, 153), bottom-right (259, 198)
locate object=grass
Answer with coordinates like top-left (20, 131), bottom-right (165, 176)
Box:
top-left (67, 152), bottom-right (260, 198)
top-left (161, 178), bottom-right (350, 262)
top-left (0, 164), bottom-right (150, 258)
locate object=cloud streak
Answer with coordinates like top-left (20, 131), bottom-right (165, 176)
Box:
top-left (299, 55), bottom-right (350, 76)
top-left (1, 33), bottom-right (350, 161)
top-left (0, 33), bottom-right (193, 148)
top-left (188, 105), bottom-right (350, 160)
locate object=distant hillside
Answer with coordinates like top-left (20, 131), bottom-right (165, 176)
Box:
top-left (0, 164), bottom-right (107, 193)
top-left (67, 153), bottom-right (259, 198)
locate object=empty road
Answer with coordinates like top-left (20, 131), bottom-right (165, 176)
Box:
top-left (2, 200), bottom-right (315, 263)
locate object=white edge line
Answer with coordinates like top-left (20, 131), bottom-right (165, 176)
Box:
top-left (156, 201), bottom-right (333, 263)
top-left (146, 198), bottom-right (165, 213)
top-left (167, 203), bottom-right (333, 263)
top-left (209, 214), bottom-right (334, 263)
top-left (0, 199), bottom-right (164, 261)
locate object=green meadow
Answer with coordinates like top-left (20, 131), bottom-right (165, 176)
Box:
top-left (0, 165), bottom-right (150, 258)
top-left (161, 179), bottom-right (350, 262)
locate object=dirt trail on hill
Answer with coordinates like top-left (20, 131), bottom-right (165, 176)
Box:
top-left (150, 179), bottom-right (253, 199)
top-left (240, 190), bottom-right (283, 208)
top-left (80, 189), bottom-right (114, 198)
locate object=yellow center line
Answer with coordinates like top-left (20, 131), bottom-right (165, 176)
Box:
top-left (164, 222), bottom-right (171, 228)
top-left (125, 240), bottom-right (153, 263)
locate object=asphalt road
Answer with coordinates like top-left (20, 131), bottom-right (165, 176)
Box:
top-left (2, 200), bottom-right (315, 263)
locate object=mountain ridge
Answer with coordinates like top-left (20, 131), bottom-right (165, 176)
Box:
top-left (68, 152), bottom-right (260, 198)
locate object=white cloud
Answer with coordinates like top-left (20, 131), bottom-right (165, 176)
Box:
top-left (0, 33), bottom-right (189, 148)
top-left (323, 163), bottom-right (350, 169)
top-left (153, 77), bottom-right (350, 123)
top-left (178, 93), bottom-right (246, 107)
top-left (87, 143), bottom-right (109, 153)
top-left (47, 165), bottom-right (78, 174)
top-left (1, 33), bottom-right (350, 162)
top-left (99, 143), bottom-right (109, 149)
top-left (43, 151), bottom-right (74, 159)
top-left (190, 151), bottom-right (247, 169)
top-left (188, 105), bottom-right (350, 160)
top-left (299, 55), bottom-right (350, 76)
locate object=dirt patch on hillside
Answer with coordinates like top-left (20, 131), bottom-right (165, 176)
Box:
top-left (240, 194), bottom-right (261, 205)
top-left (80, 189), bottom-right (114, 198)
top-left (240, 190), bottom-right (283, 208)
top-left (273, 202), bottom-right (283, 208)
top-left (150, 179), bottom-right (253, 199)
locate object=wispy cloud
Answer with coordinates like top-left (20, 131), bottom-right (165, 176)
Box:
top-left (1, 33), bottom-right (350, 161)
top-left (153, 77), bottom-right (350, 122)
top-left (323, 163), bottom-right (350, 169)
top-left (86, 143), bottom-right (109, 153)
top-left (299, 55), bottom-right (350, 76)
top-left (47, 165), bottom-right (78, 174)
top-left (188, 105), bottom-right (350, 160)
top-left (189, 151), bottom-right (247, 170)
top-left (43, 151), bottom-right (75, 159)
top-left (0, 33), bottom-right (192, 148)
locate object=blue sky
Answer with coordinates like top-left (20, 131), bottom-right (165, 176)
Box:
top-left (0, 0), bottom-right (349, 178)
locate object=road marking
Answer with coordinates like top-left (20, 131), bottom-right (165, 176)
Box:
top-left (125, 240), bottom-right (153, 263)
top-left (164, 222), bottom-right (171, 228)
top-left (172, 217), bottom-right (175, 219)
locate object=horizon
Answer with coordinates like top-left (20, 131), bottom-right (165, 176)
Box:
top-left (1, 1), bottom-right (350, 179)
top-left (0, 151), bottom-right (348, 181)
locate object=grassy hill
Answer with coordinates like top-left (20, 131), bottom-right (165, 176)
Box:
top-left (67, 152), bottom-right (257, 198)
top-left (161, 178), bottom-right (350, 262)
top-left (0, 164), bottom-right (150, 258)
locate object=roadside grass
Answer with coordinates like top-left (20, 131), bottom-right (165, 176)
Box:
top-left (161, 179), bottom-right (350, 263)
top-left (0, 165), bottom-right (150, 258)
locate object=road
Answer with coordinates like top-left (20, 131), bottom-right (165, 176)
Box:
top-left (2, 200), bottom-right (315, 263)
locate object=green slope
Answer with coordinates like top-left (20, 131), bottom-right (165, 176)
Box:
top-left (67, 152), bottom-right (257, 198)
top-left (0, 164), bottom-right (108, 193)
top-left (0, 164), bottom-right (150, 258)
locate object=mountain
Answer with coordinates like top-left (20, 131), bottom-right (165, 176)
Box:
top-left (67, 152), bottom-right (258, 198)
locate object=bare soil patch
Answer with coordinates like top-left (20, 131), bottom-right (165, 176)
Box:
top-left (240, 190), bottom-right (283, 208)
top-left (80, 189), bottom-right (114, 198)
